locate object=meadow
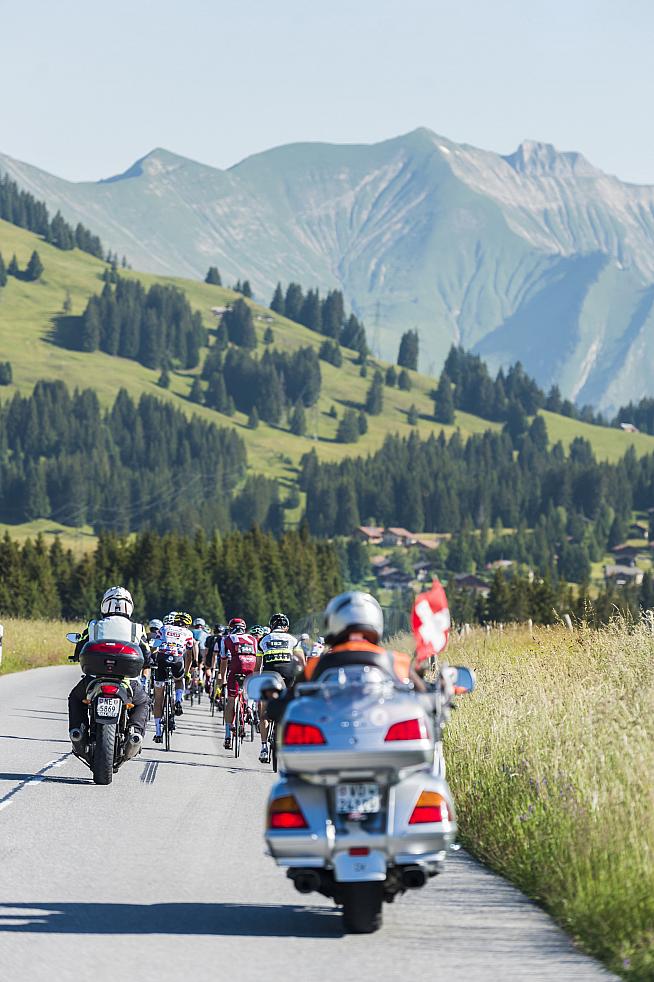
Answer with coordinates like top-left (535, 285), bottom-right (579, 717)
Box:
top-left (439, 621), bottom-right (654, 980)
top-left (0, 617), bottom-right (77, 675)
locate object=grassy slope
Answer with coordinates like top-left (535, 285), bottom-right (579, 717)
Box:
top-left (0, 616), bottom-right (76, 675)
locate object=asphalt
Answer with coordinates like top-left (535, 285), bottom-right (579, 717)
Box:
top-left (0, 665), bottom-right (616, 981)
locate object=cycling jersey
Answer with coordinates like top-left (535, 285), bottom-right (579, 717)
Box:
top-left (221, 632), bottom-right (258, 697)
top-left (153, 624), bottom-right (195, 657)
top-left (309, 641), bottom-right (325, 659)
top-left (259, 631), bottom-right (300, 666)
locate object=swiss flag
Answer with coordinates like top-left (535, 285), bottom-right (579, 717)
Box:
top-left (411, 579), bottom-right (451, 665)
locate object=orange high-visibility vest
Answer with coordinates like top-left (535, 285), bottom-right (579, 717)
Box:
top-left (303, 639), bottom-right (412, 685)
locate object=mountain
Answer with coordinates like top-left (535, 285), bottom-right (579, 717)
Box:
top-left (3, 129), bottom-right (654, 412)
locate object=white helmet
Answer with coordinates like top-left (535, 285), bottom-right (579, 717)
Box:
top-left (193, 617), bottom-right (207, 628)
top-left (100, 586), bottom-right (134, 618)
top-left (323, 591), bottom-right (383, 645)
top-left (301, 633), bottom-right (310, 641)
top-left (163, 612), bottom-right (177, 625)
top-left (149, 618), bottom-right (163, 631)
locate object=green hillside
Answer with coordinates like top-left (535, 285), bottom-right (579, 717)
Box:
top-left (1, 215), bottom-right (653, 538)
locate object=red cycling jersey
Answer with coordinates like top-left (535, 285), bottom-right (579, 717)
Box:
top-left (220, 632), bottom-right (258, 696)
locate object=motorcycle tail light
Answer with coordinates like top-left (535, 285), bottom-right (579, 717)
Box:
top-left (384, 718), bottom-right (427, 741)
top-left (87, 642), bottom-right (136, 655)
top-left (100, 683), bottom-right (120, 695)
top-left (349, 847), bottom-right (369, 856)
top-left (283, 722), bottom-right (326, 745)
top-left (268, 795), bottom-right (308, 830)
top-left (409, 791), bottom-right (449, 824)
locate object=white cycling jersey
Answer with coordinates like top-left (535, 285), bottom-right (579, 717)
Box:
top-left (258, 631), bottom-right (300, 666)
top-left (153, 624), bottom-right (195, 657)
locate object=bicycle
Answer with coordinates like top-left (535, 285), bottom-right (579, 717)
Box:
top-left (188, 667), bottom-right (202, 707)
top-left (232, 674), bottom-right (249, 758)
top-left (162, 664), bottom-right (176, 752)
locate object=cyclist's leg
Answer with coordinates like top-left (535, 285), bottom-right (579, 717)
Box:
top-left (224, 676), bottom-right (236, 747)
top-left (173, 657), bottom-right (185, 714)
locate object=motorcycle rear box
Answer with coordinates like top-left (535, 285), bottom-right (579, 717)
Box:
top-left (79, 641), bottom-right (144, 678)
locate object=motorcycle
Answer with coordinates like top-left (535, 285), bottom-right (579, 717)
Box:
top-left (247, 657), bottom-right (474, 934)
top-left (66, 633), bottom-right (145, 785)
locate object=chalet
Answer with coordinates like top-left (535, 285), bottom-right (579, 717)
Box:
top-left (383, 527), bottom-right (417, 547)
top-left (376, 566), bottom-right (413, 588)
top-left (620, 422), bottom-right (639, 433)
top-left (604, 564), bottom-right (644, 587)
top-left (610, 544), bottom-right (642, 566)
top-left (413, 559), bottom-right (433, 582)
top-left (485, 559), bottom-right (514, 572)
top-left (370, 554), bottom-right (389, 569)
top-left (414, 536), bottom-right (441, 552)
top-left (356, 526), bottom-right (384, 545)
top-left (451, 573), bottom-right (490, 597)
top-left (628, 522), bottom-right (648, 539)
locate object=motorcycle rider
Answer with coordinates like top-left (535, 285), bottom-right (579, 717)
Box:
top-left (68, 586), bottom-right (150, 749)
top-left (151, 611), bottom-right (195, 743)
top-left (256, 612), bottom-right (305, 763)
top-left (218, 617), bottom-right (258, 750)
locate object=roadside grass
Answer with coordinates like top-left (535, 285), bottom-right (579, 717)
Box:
top-left (0, 617), bottom-right (77, 675)
top-left (435, 622), bottom-right (654, 980)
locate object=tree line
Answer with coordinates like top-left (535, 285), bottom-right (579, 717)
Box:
top-left (78, 277), bottom-right (207, 370)
top-left (0, 381), bottom-right (247, 533)
top-left (270, 282), bottom-right (369, 356)
top-left (0, 526), bottom-right (343, 625)
top-left (0, 248), bottom-right (44, 284)
top-left (0, 173), bottom-right (103, 258)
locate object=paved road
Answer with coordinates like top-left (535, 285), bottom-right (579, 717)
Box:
top-left (0, 665), bottom-right (615, 981)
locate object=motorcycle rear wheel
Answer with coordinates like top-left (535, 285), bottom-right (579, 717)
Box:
top-left (92, 722), bottom-right (117, 786)
top-left (341, 883), bottom-right (384, 934)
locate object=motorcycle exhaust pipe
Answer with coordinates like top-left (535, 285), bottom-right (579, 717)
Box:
top-left (292, 871), bottom-right (321, 895)
top-left (123, 731), bottom-right (143, 760)
top-left (400, 865), bottom-right (427, 889)
top-left (70, 727), bottom-right (85, 743)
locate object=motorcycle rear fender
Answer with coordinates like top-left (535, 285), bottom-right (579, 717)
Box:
top-left (86, 679), bottom-right (130, 723)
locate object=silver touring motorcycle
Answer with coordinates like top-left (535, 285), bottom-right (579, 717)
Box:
top-left (247, 653), bottom-right (474, 933)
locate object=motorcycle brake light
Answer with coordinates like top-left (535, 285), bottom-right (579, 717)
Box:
top-left (100, 683), bottom-right (120, 695)
top-left (87, 642), bottom-right (136, 655)
top-left (268, 794), bottom-right (308, 830)
top-left (384, 718), bottom-right (426, 741)
top-left (409, 791), bottom-right (449, 824)
top-left (349, 847), bottom-right (369, 856)
top-left (283, 722), bottom-right (326, 745)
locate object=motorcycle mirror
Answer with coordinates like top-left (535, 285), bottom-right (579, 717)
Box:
top-left (66, 632), bottom-right (81, 644)
top-left (245, 671), bottom-right (286, 702)
top-left (453, 665), bottom-right (475, 693)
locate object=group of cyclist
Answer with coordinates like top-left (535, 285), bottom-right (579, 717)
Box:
top-left (68, 585), bottom-right (326, 764)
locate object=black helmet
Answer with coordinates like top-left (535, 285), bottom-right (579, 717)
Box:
top-left (270, 612), bottom-right (289, 632)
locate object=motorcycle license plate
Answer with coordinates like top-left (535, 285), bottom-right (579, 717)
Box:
top-left (336, 783), bottom-right (381, 814)
top-left (96, 697), bottom-right (121, 718)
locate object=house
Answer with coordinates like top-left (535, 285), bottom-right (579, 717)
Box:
top-left (620, 422), bottom-right (639, 433)
top-left (451, 573), bottom-right (490, 597)
top-left (356, 525), bottom-right (384, 545)
top-left (485, 559), bottom-right (514, 572)
top-left (610, 544), bottom-right (642, 565)
top-left (628, 522), bottom-right (648, 539)
top-left (370, 554), bottom-right (389, 569)
top-left (210, 306), bottom-right (229, 316)
top-left (382, 527), bottom-right (417, 548)
top-left (414, 536), bottom-right (441, 552)
top-left (604, 564), bottom-right (644, 587)
top-left (376, 566), bottom-right (413, 588)
top-left (413, 559), bottom-right (433, 582)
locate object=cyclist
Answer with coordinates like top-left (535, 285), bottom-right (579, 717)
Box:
top-left (151, 611), bottom-right (195, 743)
top-left (203, 623), bottom-right (224, 694)
top-left (308, 635), bottom-right (325, 660)
top-left (299, 633), bottom-right (312, 659)
top-left (193, 617), bottom-right (210, 666)
top-left (146, 618), bottom-right (163, 645)
top-left (218, 617), bottom-right (258, 750)
top-left (68, 586), bottom-right (151, 748)
top-left (256, 612), bottom-right (305, 763)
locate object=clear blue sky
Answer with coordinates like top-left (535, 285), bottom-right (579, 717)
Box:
top-left (1, 0), bottom-right (652, 183)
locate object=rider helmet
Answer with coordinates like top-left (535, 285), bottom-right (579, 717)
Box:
top-left (317, 636), bottom-right (325, 645)
top-left (193, 617), bottom-right (206, 628)
top-left (100, 586), bottom-right (134, 618)
top-left (250, 624), bottom-right (266, 638)
top-left (173, 611), bottom-right (193, 628)
top-left (148, 618), bottom-right (163, 631)
top-left (300, 633), bottom-right (310, 641)
top-left (163, 612), bottom-right (176, 625)
top-left (212, 623), bottom-right (223, 635)
top-left (323, 591), bottom-right (383, 646)
top-left (228, 617), bottom-right (247, 633)
top-left (270, 612), bottom-right (290, 632)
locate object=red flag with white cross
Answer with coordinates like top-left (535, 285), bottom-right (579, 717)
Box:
top-left (411, 579), bottom-right (451, 665)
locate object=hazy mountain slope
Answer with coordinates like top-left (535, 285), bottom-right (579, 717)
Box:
top-left (3, 129), bottom-right (654, 411)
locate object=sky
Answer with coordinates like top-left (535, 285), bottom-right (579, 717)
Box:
top-left (1, 0), bottom-right (653, 184)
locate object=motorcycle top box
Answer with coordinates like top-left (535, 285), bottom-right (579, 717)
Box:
top-left (277, 665), bottom-right (434, 779)
top-left (79, 640), bottom-right (144, 678)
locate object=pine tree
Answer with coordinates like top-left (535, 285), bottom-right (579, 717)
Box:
top-left (336, 409), bottom-right (360, 443)
top-left (365, 370), bottom-right (384, 415)
top-left (0, 252), bottom-right (6, 287)
top-left (241, 279), bottom-right (253, 298)
top-left (270, 283), bottom-right (285, 314)
top-left (434, 373), bottom-right (455, 424)
top-left (398, 369), bottom-right (411, 391)
top-left (284, 283), bottom-right (304, 322)
top-left (157, 367), bottom-right (171, 389)
top-left (290, 402), bottom-right (307, 436)
top-left (397, 330), bottom-right (419, 370)
top-left (407, 404), bottom-right (418, 425)
top-left (223, 299), bottom-right (257, 349)
top-left (205, 266), bottom-right (222, 285)
top-left (189, 378), bottom-right (204, 404)
top-left (7, 254), bottom-right (19, 277)
top-left (248, 406), bottom-right (260, 429)
top-left (62, 289), bottom-right (73, 314)
top-left (263, 325), bottom-right (274, 344)
top-left (0, 362), bottom-right (12, 385)
top-left (385, 365), bottom-right (397, 387)
top-left (358, 410), bottom-right (368, 435)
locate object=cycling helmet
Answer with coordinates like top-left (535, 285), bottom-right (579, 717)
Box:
top-left (173, 611), bottom-right (193, 627)
top-left (212, 623), bottom-right (223, 635)
top-left (193, 617), bottom-right (206, 628)
top-left (317, 636), bottom-right (325, 645)
top-left (100, 586), bottom-right (134, 618)
top-left (323, 591), bottom-right (383, 645)
top-left (270, 612), bottom-right (290, 632)
top-left (163, 612), bottom-right (176, 625)
top-left (250, 624), bottom-right (266, 638)
top-left (228, 617), bottom-right (246, 633)
top-left (149, 618), bottom-right (163, 631)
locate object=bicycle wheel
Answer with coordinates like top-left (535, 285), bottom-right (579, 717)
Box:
top-left (270, 720), bottom-right (277, 772)
top-left (233, 700), bottom-right (242, 759)
top-left (164, 682), bottom-right (171, 752)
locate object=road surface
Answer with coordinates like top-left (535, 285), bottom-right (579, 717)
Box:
top-left (0, 665), bottom-right (614, 981)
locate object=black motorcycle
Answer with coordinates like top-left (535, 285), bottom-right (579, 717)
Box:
top-left (67, 635), bottom-right (145, 785)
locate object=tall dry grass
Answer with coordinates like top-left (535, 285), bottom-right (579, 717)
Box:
top-left (437, 621), bottom-right (654, 979)
top-left (0, 617), bottom-right (77, 675)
